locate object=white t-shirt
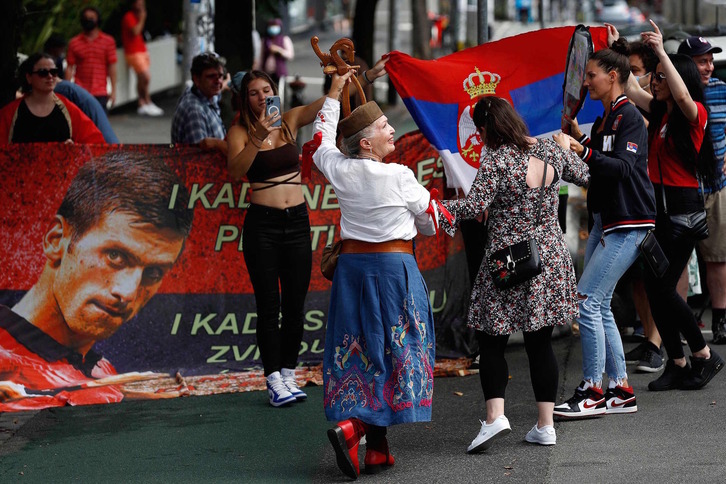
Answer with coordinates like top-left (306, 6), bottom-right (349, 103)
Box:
top-left (312, 98), bottom-right (435, 242)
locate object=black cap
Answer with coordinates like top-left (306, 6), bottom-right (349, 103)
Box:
top-left (677, 36), bottom-right (723, 56)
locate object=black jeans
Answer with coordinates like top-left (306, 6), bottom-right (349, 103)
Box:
top-left (477, 326), bottom-right (558, 402)
top-left (644, 211), bottom-right (707, 360)
top-left (243, 203), bottom-right (312, 375)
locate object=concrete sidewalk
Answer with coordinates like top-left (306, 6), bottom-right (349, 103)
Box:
top-left (1, 332), bottom-right (724, 483)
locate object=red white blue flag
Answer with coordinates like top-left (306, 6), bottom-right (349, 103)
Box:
top-left (387, 26), bottom-right (608, 192)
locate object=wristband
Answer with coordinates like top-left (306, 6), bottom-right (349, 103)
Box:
top-left (363, 70), bottom-right (372, 85)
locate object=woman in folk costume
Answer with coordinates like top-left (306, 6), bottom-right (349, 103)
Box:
top-left (310, 71), bottom-right (443, 479)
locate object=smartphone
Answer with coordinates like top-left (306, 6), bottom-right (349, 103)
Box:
top-left (265, 96), bottom-right (282, 127)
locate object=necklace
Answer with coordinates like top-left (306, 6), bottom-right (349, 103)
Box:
top-left (267, 137), bottom-right (272, 146)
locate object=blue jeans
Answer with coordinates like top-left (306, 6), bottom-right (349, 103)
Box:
top-left (577, 214), bottom-right (647, 385)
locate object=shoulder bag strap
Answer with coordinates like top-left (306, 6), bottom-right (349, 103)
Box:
top-left (656, 150), bottom-right (669, 216)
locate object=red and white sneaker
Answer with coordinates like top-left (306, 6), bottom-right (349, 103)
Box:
top-left (553, 381), bottom-right (606, 419)
top-left (605, 384), bottom-right (638, 414)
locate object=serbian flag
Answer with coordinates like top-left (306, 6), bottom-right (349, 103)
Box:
top-left (387, 26), bottom-right (608, 192)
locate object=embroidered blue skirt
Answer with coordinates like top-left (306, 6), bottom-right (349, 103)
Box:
top-left (323, 252), bottom-right (435, 427)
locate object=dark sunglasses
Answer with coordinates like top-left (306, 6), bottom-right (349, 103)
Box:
top-left (32, 68), bottom-right (60, 78)
top-left (651, 72), bottom-right (667, 83)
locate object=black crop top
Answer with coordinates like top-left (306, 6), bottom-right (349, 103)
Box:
top-left (247, 143), bottom-right (301, 183)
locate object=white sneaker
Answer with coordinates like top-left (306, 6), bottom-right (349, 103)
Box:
top-left (280, 367), bottom-right (307, 400)
top-left (524, 424), bottom-right (556, 445)
top-left (467, 415), bottom-right (511, 454)
top-left (266, 371), bottom-right (296, 407)
top-left (145, 102), bottom-right (164, 116)
top-left (137, 103), bottom-right (164, 117)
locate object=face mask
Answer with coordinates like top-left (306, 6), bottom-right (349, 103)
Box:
top-left (81, 18), bottom-right (97, 31)
top-left (267, 26), bottom-right (281, 36)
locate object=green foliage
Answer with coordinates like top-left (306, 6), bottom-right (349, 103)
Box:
top-left (21, 0), bottom-right (124, 54)
top-left (19, 0), bottom-right (182, 56)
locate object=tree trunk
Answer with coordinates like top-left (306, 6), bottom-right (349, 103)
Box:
top-left (0, 1), bottom-right (23, 108)
top-left (215, 0), bottom-right (254, 73)
top-left (411, 0), bottom-right (431, 59)
top-left (351, 0), bottom-right (379, 68)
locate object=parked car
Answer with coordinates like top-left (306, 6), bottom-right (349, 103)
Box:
top-left (595, 0), bottom-right (644, 25)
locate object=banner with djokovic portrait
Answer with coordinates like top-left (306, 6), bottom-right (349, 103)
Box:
top-left (0, 138), bottom-right (471, 411)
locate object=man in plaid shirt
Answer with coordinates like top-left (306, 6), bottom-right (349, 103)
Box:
top-left (171, 53), bottom-right (227, 153)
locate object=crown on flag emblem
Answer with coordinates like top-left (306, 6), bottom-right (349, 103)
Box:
top-left (463, 67), bottom-right (501, 99)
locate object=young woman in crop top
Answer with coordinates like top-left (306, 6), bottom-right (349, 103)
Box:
top-left (226, 63), bottom-right (388, 407)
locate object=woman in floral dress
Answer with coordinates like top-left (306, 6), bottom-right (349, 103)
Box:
top-left (439, 96), bottom-right (589, 452)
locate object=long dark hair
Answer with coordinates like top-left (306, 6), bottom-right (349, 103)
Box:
top-left (18, 53), bottom-right (55, 94)
top-left (472, 96), bottom-right (531, 151)
top-left (237, 70), bottom-right (294, 144)
top-left (647, 54), bottom-right (717, 190)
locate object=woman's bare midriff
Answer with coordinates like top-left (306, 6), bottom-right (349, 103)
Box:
top-left (249, 172), bottom-right (305, 209)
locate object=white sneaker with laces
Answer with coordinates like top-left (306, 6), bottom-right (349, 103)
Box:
top-left (266, 371), bottom-right (296, 407)
top-left (280, 368), bottom-right (307, 400)
top-left (467, 415), bottom-right (511, 454)
top-left (524, 424), bottom-right (556, 445)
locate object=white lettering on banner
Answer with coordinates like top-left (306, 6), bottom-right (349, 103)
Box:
top-left (168, 183), bottom-right (252, 210)
top-left (415, 157), bottom-right (444, 187)
top-left (207, 345), bottom-right (260, 363)
top-left (215, 225), bottom-right (243, 251)
top-left (214, 224), bottom-right (336, 251)
top-left (603, 135), bottom-right (614, 152)
top-left (304, 310), bottom-right (325, 331)
top-left (191, 313), bottom-right (217, 335)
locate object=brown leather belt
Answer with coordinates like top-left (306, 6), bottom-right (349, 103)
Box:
top-left (341, 239), bottom-right (414, 254)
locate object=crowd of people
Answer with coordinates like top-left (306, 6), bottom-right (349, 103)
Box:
top-left (3, 12), bottom-right (726, 480)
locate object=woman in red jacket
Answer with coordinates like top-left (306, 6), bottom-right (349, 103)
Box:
top-left (0, 53), bottom-right (105, 145)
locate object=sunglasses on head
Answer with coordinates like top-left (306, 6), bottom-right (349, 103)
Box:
top-left (651, 72), bottom-right (667, 82)
top-left (32, 68), bottom-right (60, 78)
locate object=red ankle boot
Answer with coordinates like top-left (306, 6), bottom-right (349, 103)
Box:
top-left (364, 437), bottom-right (395, 474)
top-left (327, 419), bottom-right (367, 479)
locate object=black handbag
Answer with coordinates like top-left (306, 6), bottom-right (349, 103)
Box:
top-left (639, 229), bottom-right (669, 278)
top-left (488, 161), bottom-right (548, 289)
top-left (657, 154), bottom-right (709, 241)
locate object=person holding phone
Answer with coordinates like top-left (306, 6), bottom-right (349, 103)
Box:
top-left (226, 60), bottom-right (388, 407)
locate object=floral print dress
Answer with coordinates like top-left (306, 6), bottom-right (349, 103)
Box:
top-left (441, 138), bottom-right (589, 335)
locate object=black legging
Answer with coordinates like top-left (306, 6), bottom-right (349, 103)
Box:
top-left (477, 326), bottom-right (558, 402)
top-left (644, 213), bottom-right (707, 360)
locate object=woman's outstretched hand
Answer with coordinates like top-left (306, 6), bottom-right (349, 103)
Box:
top-left (604, 23), bottom-right (620, 48)
top-left (328, 70), bottom-right (354, 100)
top-left (367, 54), bottom-right (390, 82)
top-left (641, 19), bottom-right (666, 57)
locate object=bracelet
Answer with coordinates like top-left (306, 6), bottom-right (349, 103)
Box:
top-left (363, 70), bottom-right (372, 85)
top-left (253, 132), bottom-right (266, 142)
